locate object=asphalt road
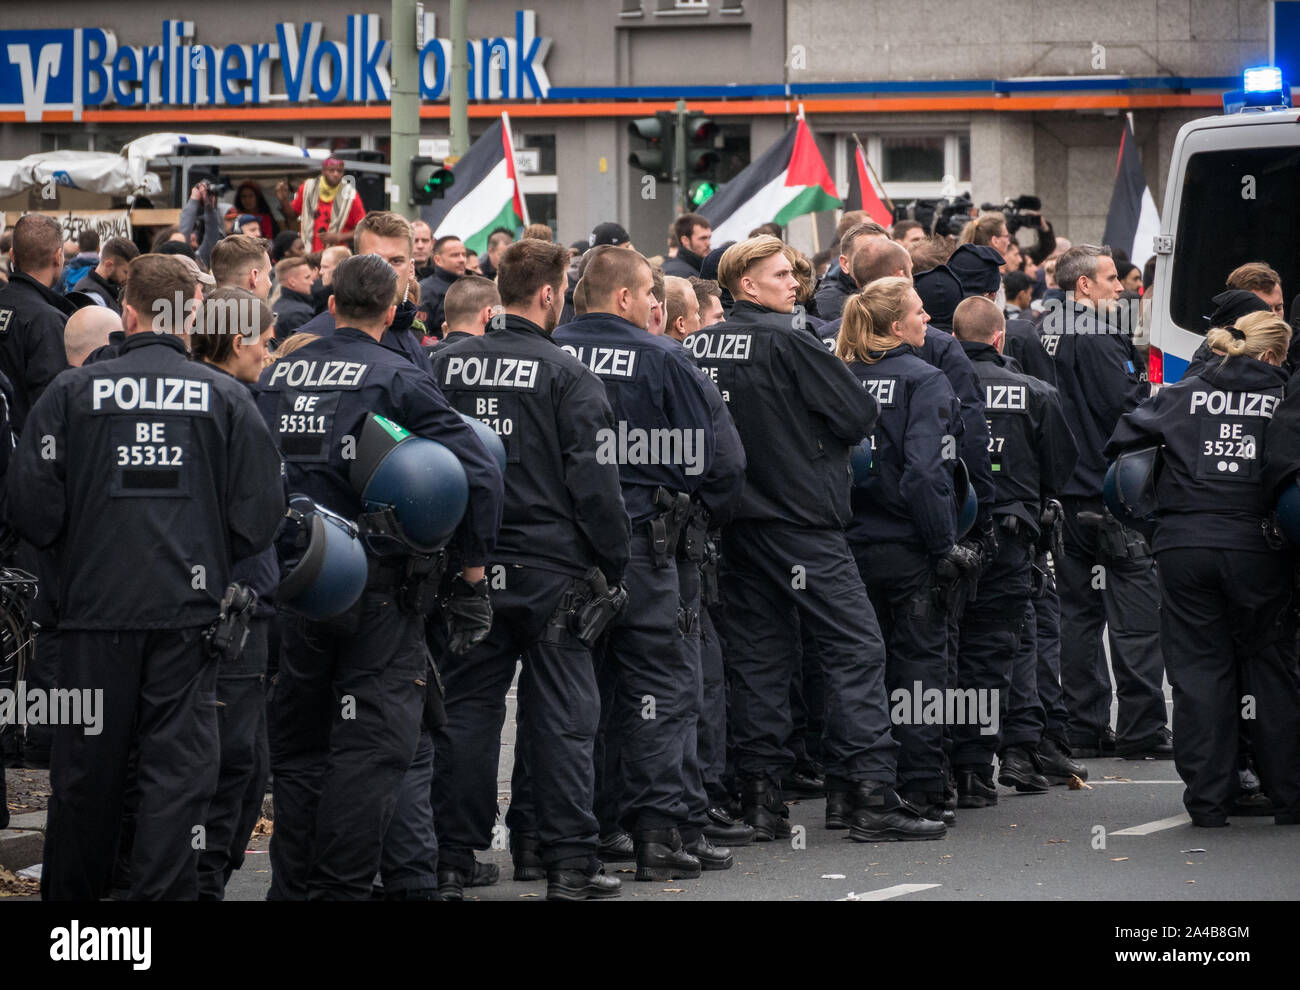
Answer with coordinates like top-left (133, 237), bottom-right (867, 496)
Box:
top-left (223, 672), bottom-right (1300, 904)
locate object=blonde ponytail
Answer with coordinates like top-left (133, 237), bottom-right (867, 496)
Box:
top-left (836, 276), bottom-right (913, 365)
top-left (1207, 311), bottom-right (1291, 366)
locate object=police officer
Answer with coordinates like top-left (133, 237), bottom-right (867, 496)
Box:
top-left (416, 235), bottom-right (468, 335)
top-left (0, 214), bottom-right (74, 434)
top-left (295, 212), bottom-right (435, 375)
top-left (429, 239), bottom-right (631, 901)
top-left (950, 296), bottom-right (1083, 803)
top-left (1113, 312), bottom-right (1298, 826)
top-left (684, 235), bottom-right (942, 842)
top-left (426, 275), bottom-right (499, 355)
top-left (554, 249), bottom-right (721, 878)
top-left (660, 275), bottom-right (751, 844)
top-left (836, 276), bottom-right (967, 828)
top-left (1046, 246), bottom-right (1169, 759)
top-left (256, 254), bottom-right (504, 900)
top-left (187, 287), bottom-right (279, 899)
top-left (8, 254), bottom-right (284, 900)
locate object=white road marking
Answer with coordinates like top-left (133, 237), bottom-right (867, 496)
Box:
top-left (1093, 779), bottom-right (1184, 784)
top-left (1111, 813), bottom-right (1192, 835)
top-left (841, 883), bottom-right (941, 901)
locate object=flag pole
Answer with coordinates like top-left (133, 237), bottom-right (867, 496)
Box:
top-left (853, 133), bottom-right (895, 215)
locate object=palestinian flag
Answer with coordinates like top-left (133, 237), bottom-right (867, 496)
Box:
top-left (699, 118), bottom-right (840, 243)
top-left (1102, 117), bottom-right (1161, 265)
top-left (844, 137), bottom-right (893, 227)
top-left (422, 114), bottom-right (529, 255)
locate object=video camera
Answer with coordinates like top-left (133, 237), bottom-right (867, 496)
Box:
top-left (930, 194), bottom-right (976, 238)
top-left (981, 194), bottom-right (1044, 234)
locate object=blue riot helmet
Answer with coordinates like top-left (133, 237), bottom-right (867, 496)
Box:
top-left (458, 412), bottom-right (507, 474)
top-left (1103, 445), bottom-right (1161, 525)
top-left (276, 495), bottom-right (368, 619)
top-left (850, 436), bottom-right (873, 486)
top-left (954, 458), bottom-right (978, 540)
top-left (1275, 475), bottom-right (1300, 546)
top-left (348, 413), bottom-right (469, 553)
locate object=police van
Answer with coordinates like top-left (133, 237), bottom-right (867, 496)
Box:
top-left (1148, 67), bottom-right (1299, 385)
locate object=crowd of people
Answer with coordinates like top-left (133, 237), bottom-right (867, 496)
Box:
top-left (0, 156), bottom-right (1297, 903)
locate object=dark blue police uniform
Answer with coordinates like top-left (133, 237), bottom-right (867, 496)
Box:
top-left (9, 333), bottom-right (283, 900)
top-left (684, 300), bottom-right (914, 839)
top-left (255, 326), bottom-right (503, 900)
top-left (1046, 300), bottom-right (1168, 757)
top-left (1114, 354), bottom-right (1299, 825)
top-left (553, 312), bottom-right (717, 851)
top-left (429, 314), bottom-right (630, 884)
top-left (845, 345), bottom-right (960, 807)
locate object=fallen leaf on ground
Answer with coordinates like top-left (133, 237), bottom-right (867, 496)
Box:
top-left (252, 817), bottom-right (273, 836)
top-left (519, 893), bottom-right (540, 898)
top-left (1103, 776), bottom-right (1133, 782)
top-left (1069, 775), bottom-right (1092, 790)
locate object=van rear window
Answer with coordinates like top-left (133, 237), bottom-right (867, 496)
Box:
top-left (1171, 145), bottom-right (1300, 334)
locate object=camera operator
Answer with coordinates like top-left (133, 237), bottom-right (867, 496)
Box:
top-left (180, 181), bottom-right (225, 269)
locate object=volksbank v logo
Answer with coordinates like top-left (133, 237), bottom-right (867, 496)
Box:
top-left (1, 30), bottom-right (79, 121)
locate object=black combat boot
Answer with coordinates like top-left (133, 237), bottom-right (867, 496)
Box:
top-left (634, 827), bottom-right (702, 882)
top-left (955, 767), bottom-right (998, 808)
top-left (848, 783), bottom-right (947, 842)
top-left (1035, 736), bottom-right (1089, 785)
top-left (683, 833), bottom-right (734, 871)
top-left (510, 832), bottom-right (545, 882)
top-left (703, 805), bottom-right (756, 845)
top-left (997, 746), bottom-right (1050, 792)
top-left (899, 788), bottom-right (953, 826)
top-left (436, 859), bottom-right (500, 901)
top-left (739, 777), bottom-right (792, 842)
top-left (825, 788), bottom-right (854, 830)
top-left (597, 830), bottom-right (635, 863)
top-left (546, 857), bottom-right (622, 901)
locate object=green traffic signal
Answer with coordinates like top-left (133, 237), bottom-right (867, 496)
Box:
top-left (689, 179), bottom-right (717, 207)
top-left (410, 157), bottom-right (455, 205)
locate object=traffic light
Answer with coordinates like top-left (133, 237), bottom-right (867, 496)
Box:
top-left (683, 114), bottom-right (720, 208)
top-left (410, 156), bottom-right (455, 205)
top-left (628, 113), bottom-right (675, 182)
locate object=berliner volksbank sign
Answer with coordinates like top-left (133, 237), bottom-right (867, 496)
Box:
top-left (0, 10), bottom-right (552, 121)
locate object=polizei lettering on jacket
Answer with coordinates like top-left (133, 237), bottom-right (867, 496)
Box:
top-left (442, 356), bottom-right (539, 389)
top-left (1187, 390), bottom-right (1279, 418)
top-left (984, 383), bottom-right (1028, 411)
top-left (685, 332), bottom-right (753, 362)
top-left (559, 345), bottom-right (637, 378)
top-left (266, 359), bottom-right (370, 389)
top-left (91, 377), bottom-right (210, 412)
top-left (864, 378), bottom-right (896, 406)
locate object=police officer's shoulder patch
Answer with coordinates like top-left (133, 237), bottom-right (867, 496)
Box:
top-left (0, 308), bottom-right (11, 335)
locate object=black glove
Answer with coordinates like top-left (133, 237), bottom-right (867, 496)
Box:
top-left (444, 575), bottom-right (493, 655)
top-left (936, 543), bottom-right (982, 582)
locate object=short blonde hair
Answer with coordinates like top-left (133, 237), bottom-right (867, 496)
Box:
top-left (717, 235), bottom-right (786, 296)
